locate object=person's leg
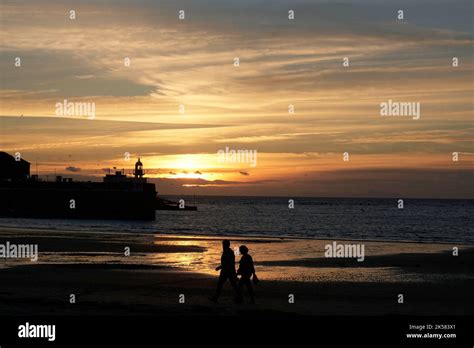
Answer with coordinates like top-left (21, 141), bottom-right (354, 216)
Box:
top-left (244, 277), bottom-right (255, 303)
top-left (237, 277), bottom-right (244, 291)
top-left (211, 273), bottom-right (227, 301)
top-left (237, 277), bottom-right (245, 295)
top-left (229, 275), bottom-right (239, 293)
top-left (231, 275), bottom-right (242, 303)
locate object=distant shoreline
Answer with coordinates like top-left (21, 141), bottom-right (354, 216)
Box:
top-left (160, 194), bottom-right (474, 201)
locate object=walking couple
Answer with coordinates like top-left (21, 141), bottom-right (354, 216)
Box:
top-left (209, 240), bottom-right (259, 304)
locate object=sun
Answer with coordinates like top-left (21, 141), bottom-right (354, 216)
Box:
top-left (175, 158), bottom-right (195, 170)
top-left (140, 154), bottom-right (231, 180)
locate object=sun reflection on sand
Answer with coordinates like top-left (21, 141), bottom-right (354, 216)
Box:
top-left (145, 235), bottom-right (457, 282)
top-left (4, 227), bottom-right (465, 283)
top-left (149, 237), bottom-right (220, 275)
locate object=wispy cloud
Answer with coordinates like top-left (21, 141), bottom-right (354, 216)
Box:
top-left (1, 0), bottom-right (472, 197)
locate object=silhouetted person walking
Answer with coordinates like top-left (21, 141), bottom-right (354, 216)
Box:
top-left (237, 245), bottom-right (258, 304)
top-left (210, 240), bottom-right (240, 303)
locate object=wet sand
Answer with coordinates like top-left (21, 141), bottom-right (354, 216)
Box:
top-left (0, 227), bottom-right (473, 316)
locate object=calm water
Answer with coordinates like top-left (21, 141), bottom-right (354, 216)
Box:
top-left (0, 196), bottom-right (473, 243)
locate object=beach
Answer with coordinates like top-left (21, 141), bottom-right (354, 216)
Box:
top-left (1, 227), bottom-right (473, 317)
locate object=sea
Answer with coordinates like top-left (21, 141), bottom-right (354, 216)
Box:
top-left (0, 196), bottom-right (472, 244)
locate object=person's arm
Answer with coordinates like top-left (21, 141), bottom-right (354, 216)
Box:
top-left (215, 254), bottom-right (223, 271)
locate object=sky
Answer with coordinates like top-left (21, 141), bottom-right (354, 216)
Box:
top-left (0, 0), bottom-right (473, 198)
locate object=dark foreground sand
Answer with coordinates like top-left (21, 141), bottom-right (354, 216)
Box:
top-left (0, 227), bottom-right (473, 317)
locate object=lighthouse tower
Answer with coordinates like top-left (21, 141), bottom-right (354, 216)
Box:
top-left (134, 158), bottom-right (144, 178)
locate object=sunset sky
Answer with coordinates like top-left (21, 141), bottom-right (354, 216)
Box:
top-left (1, 0), bottom-right (473, 198)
